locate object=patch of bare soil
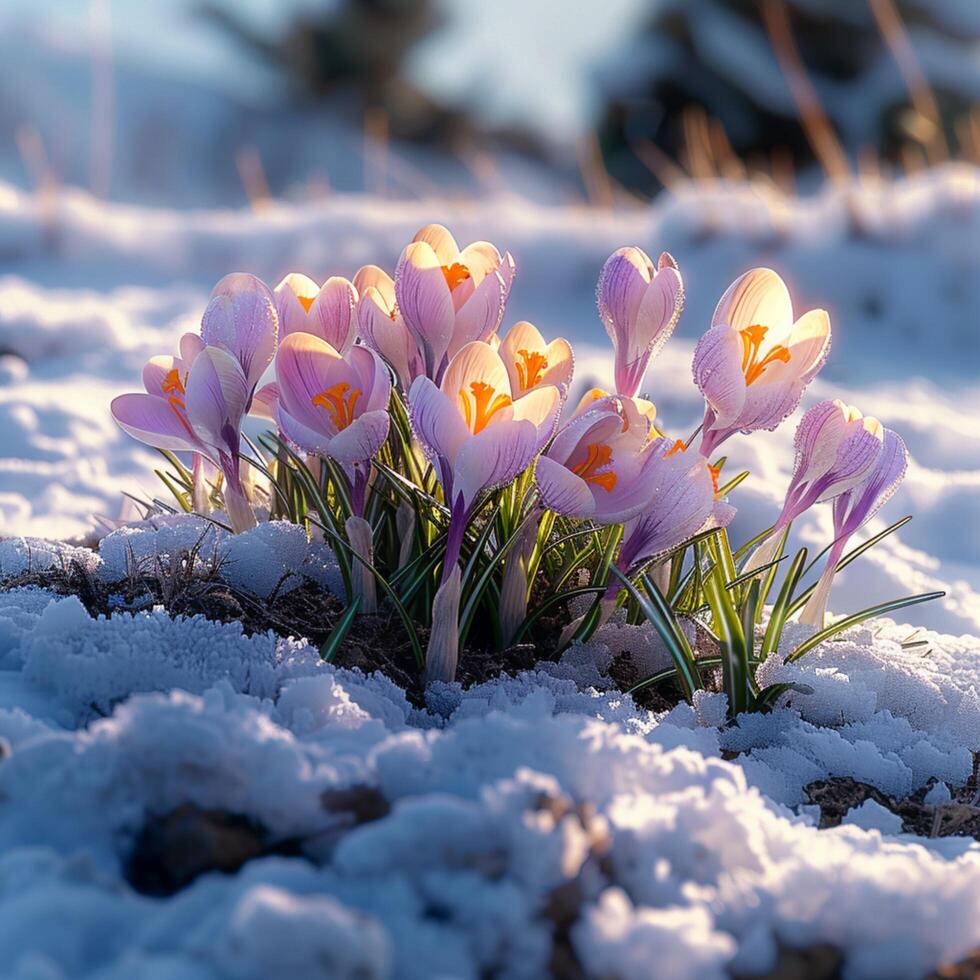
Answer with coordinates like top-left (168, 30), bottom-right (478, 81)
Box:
top-left (804, 755), bottom-right (980, 840)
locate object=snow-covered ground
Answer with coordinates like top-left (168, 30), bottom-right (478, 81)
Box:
top-left (2, 161), bottom-right (980, 976)
top-left (0, 537), bottom-right (979, 978)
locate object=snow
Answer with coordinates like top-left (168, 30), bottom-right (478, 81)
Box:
top-left (0, 578), bottom-right (976, 976)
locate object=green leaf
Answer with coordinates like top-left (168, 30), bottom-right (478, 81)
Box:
top-left (319, 596), bottom-right (361, 662)
top-left (715, 468), bottom-right (750, 499)
top-left (704, 563), bottom-right (749, 715)
top-left (759, 547), bottom-right (807, 659)
top-left (610, 565), bottom-right (703, 701)
top-left (785, 591), bottom-right (945, 663)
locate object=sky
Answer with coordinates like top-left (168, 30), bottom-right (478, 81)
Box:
top-left (1, 0), bottom-right (649, 140)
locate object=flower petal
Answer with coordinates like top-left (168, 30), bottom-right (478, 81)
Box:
top-left (412, 223), bottom-right (459, 265)
top-left (250, 381), bottom-right (280, 421)
top-left (111, 393), bottom-right (201, 454)
top-left (353, 265), bottom-right (395, 309)
top-left (510, 384), bottom-right (562, 447)
top-left (535, 454), bottom-right (595, 518)
top-left (454, 420), bottom-right (538, 509)
top-left (202, 273), bottom-right (278, 392)
top-left (347, 344), bottom-right (392, 413)
top-left (597, 247), bottom-right (654, 347)
top-left (711, 268), bottom-right (793, 336)
top-left (408, 376), bottom-right (470, 464)
top-left (275, 273), bottom-right (321, 338)
top-left (310, 276), bottom-right (357, 353)
top-left (276, 402), bottom-right (335, 456)
top-left (274, 331), bottom-right (353, 434)
top-left (450, 268), bottom-right (509, 358)
top-left (185, 346), bottom-right (250, 453)
top-left (325, 409), bottom-right (391, 465)
top-left (441, 341), bottom-right (512, 407)
top-left (395, 241), bottom-right (455, 375)
top-left (458, 241), bottom-right (503, 284)
top-left (692, 324), bottom-right (747, 429)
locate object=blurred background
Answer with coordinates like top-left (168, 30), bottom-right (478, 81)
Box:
top-left (2, 0), bottom-right (979, 206)
top-left (1, 0), bottom-right (979, 635)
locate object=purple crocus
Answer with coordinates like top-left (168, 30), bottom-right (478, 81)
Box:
top-left (799, 428), bottom-right (909, 627)
top-left (274, 273), bottom-right (357, 353)
top-left (694, 268), bottom-right (831, 458)
top-left (354, 264), bottom-right (424, 390)
top-left (274, 332), bottom-right (392, 517)
top-left (202, 273), bottom-right (279, 400)
top-left (616, 440), bottom-right (735, 577)
top-left (112, 274), bottom-right (278, 532)
top-left (395, 223), bottom-right (515, 383)
top-left (275, 331), bottom-right (392, 613)
top-left (409, 340), bottom-right (561, 682)
top-left (744, 400), bottom-right (885, 573)
top-left (597, 247), bottom-right (683, 399)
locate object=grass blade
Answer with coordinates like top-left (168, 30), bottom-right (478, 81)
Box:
top-left (319, 597), bottom-right (361, 661)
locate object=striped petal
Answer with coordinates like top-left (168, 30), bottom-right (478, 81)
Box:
top-left (408, 376), bottom-right (470, 464)
top-left (693, 324), bottom-right (747, 430)
top-left (111, 393), bottom-right (201, 454)
top-left (395, 241), bottom-right (455, 375)
top-left (309, 276), bottom-right (357, 353)
top-left (535, 454), bottom-right (596, 518)
top-left (454, 419), bottom-right (539, 509)
top-left (185, 346), bottom-right (250, 454)
top-left (711, 268), bottom-right (793, 336)
top-left (325, 409), bottom-right (390, 465)
top-left (202, 273), bottom-right (278, 393)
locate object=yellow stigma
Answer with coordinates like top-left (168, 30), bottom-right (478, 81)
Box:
top-left (161, 367), bottom-right (188, 412)
top-left (515, 349), bottom-right (549, 390)
top-left (459, 381), bottom-right (512, 433)
top-left (571, 443), bottom-right (617, 492)
top-left (740, 324), bottom-right (791, 385)
top-left (311, 382), bottom-right (362, 430)
top-left (442, 262), bottom-right (472, 291)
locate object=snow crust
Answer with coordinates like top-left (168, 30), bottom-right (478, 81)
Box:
top-left (0, 582), bottom-right (977, 978)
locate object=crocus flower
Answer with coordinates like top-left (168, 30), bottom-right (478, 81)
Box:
top-left (395, 223), bottom-right (516, 382)
top-left (274, 273), bottom-right (357, 353)
top-left (275, 332), bottom-right (393, 614)
top-left (354, 264), bottom-right (424, 389)
top-left (535, 399), bottom-right (662, 523)
top-left (409, 340), bottom-right (561, 682)
top-left (694, 268), bottom-right (831, 458)
top-left (274, 333), bottom-right (392, 515)
top-left (616, 440), bottom-right (735, 577)
top-left (498, 321), bottom-right (574, 398)
top-left (558, 439), bottom-right (733, 647)
top-left (113, 274), bottom-right (278, 532)
top-left (597, 247), bottom-right (683, 398)
top-left (799, 428), bottom-right (908, 627)
top-left (744, 400), bottom-right (885, 573)
top-left (502, 392), bottom-right (655, 646)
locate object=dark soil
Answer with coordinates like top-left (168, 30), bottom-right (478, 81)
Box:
top-left (804, 757), bottom-right (980, 840)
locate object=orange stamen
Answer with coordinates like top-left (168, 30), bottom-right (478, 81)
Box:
top-left (297, 294), bottom-right (316, 312)
top-left (571, 443), bottom-right (617, 492)
top-left (442, 262), bottom-right (472, 291)
top-left (740, 324), bottom-right (791, 385)
top-left (515, 349), bottom-right (549, 390)
top-left (665, 439), bottom-right (686, 457)
top-left (459, 381), bottom-right (512, 433)
top-left (161, 367), bottom-right (186, 397)
top-left (311, 382), bottom-right (362, 430)
top-left (709, 463), bottom-right (722, 497)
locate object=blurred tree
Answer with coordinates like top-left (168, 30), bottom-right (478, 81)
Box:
top-left (596, 0), bottom-right (980, 195)
top-left (200, 0), bottom-right (542, 152)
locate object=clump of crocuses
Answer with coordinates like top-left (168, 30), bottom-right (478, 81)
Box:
top-left (113, 223), bottom-right (925, 700)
